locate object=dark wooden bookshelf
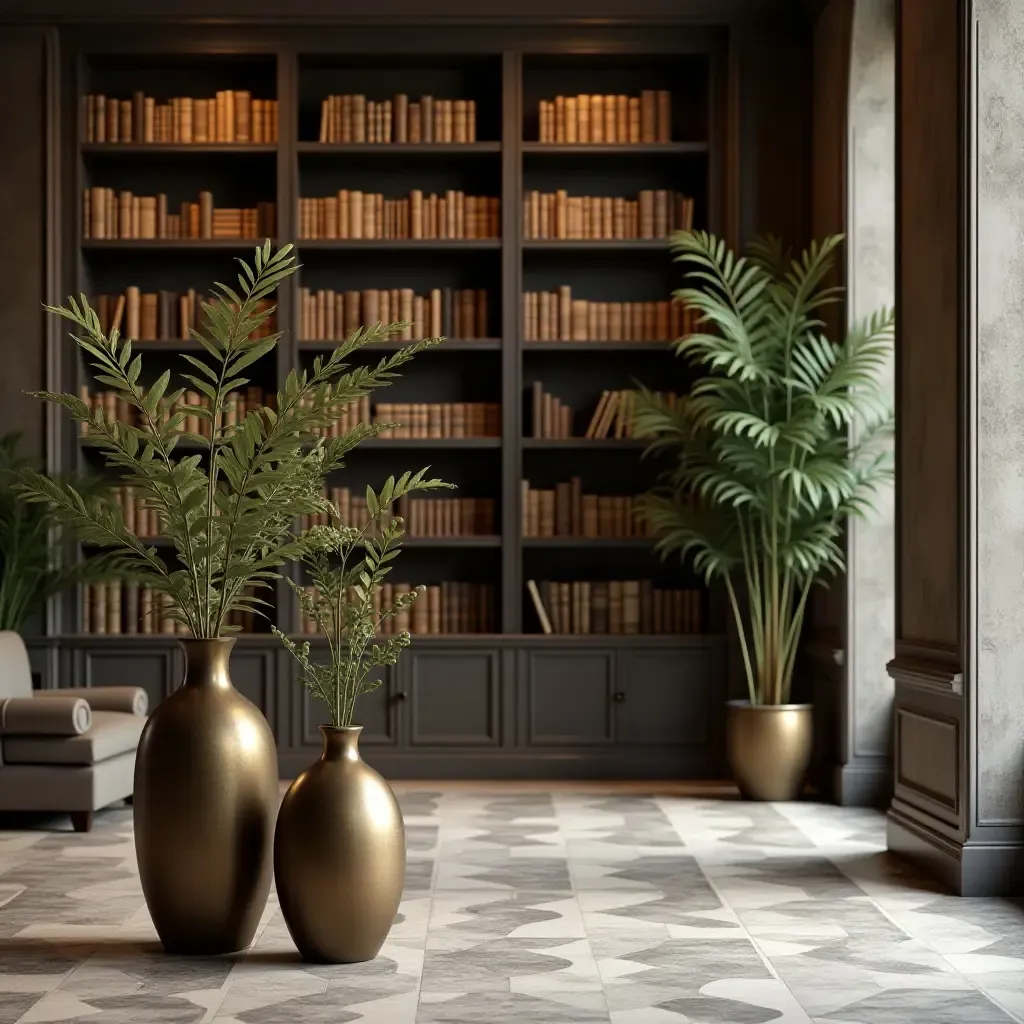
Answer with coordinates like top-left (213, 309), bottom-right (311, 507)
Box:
top-left (53, 28), bottom-right (730, 779)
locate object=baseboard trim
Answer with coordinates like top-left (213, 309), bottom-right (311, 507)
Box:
top-left (277, 749), bottom-right (728, 781)
top-left (833, 758), bottom-right (890, 807)
top-left (887, 806), bottom-right (1024, 896)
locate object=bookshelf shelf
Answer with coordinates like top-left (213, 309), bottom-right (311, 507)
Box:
top-left (81, 144), bottom-right (278, 155)
top-left (403, 536), bottom-right (502, 548)
top-left (359, 438), bottom-right (502, 449)
top-left (522, 537), bottom-right (655, 548)
top-left (522, 341), bottom-right (672, 351)
top-left (522, 142), bottom-right (709, 155)
top-left (297, 142), bottom-right (501, 155)
top-left (299, 339), bottom-right (502, 351)
top-left (81, 239), bottom-right (278, 250)
top-left (297, 239), bottom-right (501, 250)
top-left (523, 240), bottom-right (672, 251)
top-left (521, 439), bottom-right (648, 450)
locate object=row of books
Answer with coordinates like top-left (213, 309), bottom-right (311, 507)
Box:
top-left (83, 188), bottom-right (276, 240)
top-left (83, 92), bottom-right (279, 145)
top-left (529, 384), bottom-right (679, 441)
top-left (537, 91), bottom-right (673, 145)
top-left (298, 191), bottom-right (500, 241)
top-left (528, 579), bottom-right (702, 635)
top-left (81, 583), bottom-right (257, 635)
top-left (91, 290), bottom-right (275, 342)
top-left (109, 486), bottom-right (164, 539)
top-left (299, 490), bottom-right (496, 538)
top-left (374, 403), bottom-right (501, 440)
top-left (298, 287), bottom-right (489, 341)
top-left (81, 387), bottom-right (271, 437)
top-left (523, 291), bottom-right (695, 343)
top-left (299, 582), bottom-right (495, 635)
top-left (523, 190), bottom-right (693, 241)
top-left (318, 94), bottom-right (477, 145)
top-left (521, 479), bottom-right (652, 538)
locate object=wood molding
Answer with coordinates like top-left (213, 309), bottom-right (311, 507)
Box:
top-left (887, 655), bottom-right (964, 696)
top-left (0, 0), bottom-right (803, 26)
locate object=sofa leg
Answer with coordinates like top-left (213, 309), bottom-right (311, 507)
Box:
top-left (70, 811), bottom-right (93, 833)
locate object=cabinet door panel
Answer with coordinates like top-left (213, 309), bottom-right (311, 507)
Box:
top-left (78, 643), bottom-right (179, 713)
top-left (617, 649), bottom-right (712, 745)
top-left (298, 664), bottom-right (395, 747)
top-left (229, 647), bottom-right (276, 732)
top-left (526, 649), bottom-right (614, 745)
top-left (409, 650), bottom-right (500, 746)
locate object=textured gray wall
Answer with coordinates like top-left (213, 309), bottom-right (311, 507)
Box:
top-left (846, 0), bottom-right (895, 766)
top-left (976, 0), bottom-right (1024, 823)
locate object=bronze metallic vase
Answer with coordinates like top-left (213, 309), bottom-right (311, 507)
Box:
top-left (726, 700), bottom-right (813, 802)
top-left (133, 637), bottom-right (278, 955)
top-left (274, 726), bottom-right (406, 963)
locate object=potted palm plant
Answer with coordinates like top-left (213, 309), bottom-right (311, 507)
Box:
top-left (14, 242), bottom-right (441, 953)
top-left (634, 232), bottom-right (893, 801)
top-left (273, 470), bottom-right (450, 963)
top-left (0, 432), bottom-right (124, 635)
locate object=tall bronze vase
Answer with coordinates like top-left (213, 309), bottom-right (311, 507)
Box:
top-left (274, 726), bottom-right (406, 963)
top-left (134, 637), bottom-right (278, 955)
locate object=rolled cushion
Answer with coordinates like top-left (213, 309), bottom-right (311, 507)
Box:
top-left (3, 711), bottom-right (144, 766)
top-left (35, 686), bottom-right (148, 716)
top-left (0, 697), bottom-right (91, 736)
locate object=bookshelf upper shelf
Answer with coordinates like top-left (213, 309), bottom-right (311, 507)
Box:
top-left (522, 142), bottom-right (708, 155)
top-left (81, 144), bottom-right (278, 155)
top-left (81, 239), bottom-right (277, 250)
top-left (297, 142), bottom-right (500, 155)
top-left (523, 240), bottom-right (672, 251)
top-left (297, 239), bottom-right (500, 251)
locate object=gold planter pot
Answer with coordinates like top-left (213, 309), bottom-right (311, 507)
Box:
top-left (726, 700), bottom-right (813, 802)
top-left (133, 637), bottom-right (279, 955)
top-left (274, 726), bottom-right (406, 964)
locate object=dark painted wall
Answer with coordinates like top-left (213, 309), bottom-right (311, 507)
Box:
top-left (0, 30), bottom-right (48, 460)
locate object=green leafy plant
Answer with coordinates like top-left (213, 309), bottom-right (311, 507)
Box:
top-left (274, 470), bottom-right (452, 727)
top-left (634, 231), bottom-right (894, 706)
top-left (14, 242), bottom-right (441, 638)
top-left (0, 433), bottom-right (124, 633)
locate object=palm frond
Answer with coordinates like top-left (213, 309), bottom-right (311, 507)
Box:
top-left (642, 232), bottom-right (893, 705)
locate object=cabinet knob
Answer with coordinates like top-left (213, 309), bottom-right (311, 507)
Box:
top-left (613, 691), bottom-right (626, 703)
top-left (393, 691), bottom-right (407, 703)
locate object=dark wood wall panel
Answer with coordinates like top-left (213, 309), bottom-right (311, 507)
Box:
top-left (896, 0), bottom-right (961, 650)
top-left (0, 31), bottom-right (48, 460)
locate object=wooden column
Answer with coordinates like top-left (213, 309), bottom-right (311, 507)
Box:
top-left (887, 0), bottom-right (1024, 895)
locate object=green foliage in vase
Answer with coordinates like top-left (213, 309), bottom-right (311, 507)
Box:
top-left (0, 432), bottom-right (125, 633)
top-left (274, 470), bottom-right (453, 728)
top-left (634, 231), bottom-right (894, 706)
top-left (14, 242), bottom-right (441, 639)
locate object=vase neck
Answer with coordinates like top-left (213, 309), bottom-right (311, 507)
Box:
top-left (320, 726), bottom-right (363, 762)
top-left (180, 638), bottom-right (236, 690)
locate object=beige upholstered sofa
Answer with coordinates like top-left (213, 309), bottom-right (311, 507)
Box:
top-left (0, 631), bottom-right (147, 832)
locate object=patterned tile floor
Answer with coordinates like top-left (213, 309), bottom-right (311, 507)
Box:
top-left (0, 786), bottom-right (1023, 1023)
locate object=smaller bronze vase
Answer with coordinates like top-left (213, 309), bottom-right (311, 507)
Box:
top-left (726, 700), bottom-right (813, 801)
top-left (274, 726), bottom-right (406, 963)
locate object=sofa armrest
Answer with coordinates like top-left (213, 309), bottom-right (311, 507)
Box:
top-left (35, 687), bottom-right (148, 716)
top-left (0, 697), bottom-right (92, 735)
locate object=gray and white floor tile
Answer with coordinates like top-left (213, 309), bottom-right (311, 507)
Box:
top-left (0, 789), bottom-right (1023, 1022)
